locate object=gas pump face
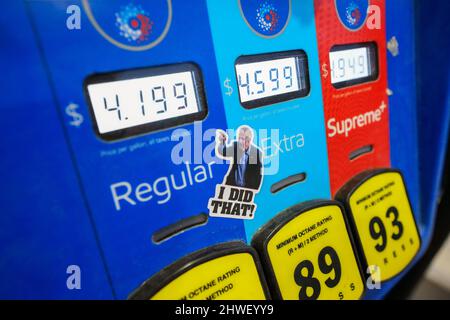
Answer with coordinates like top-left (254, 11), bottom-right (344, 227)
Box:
top-left (29, 0), bottom-right (244, 298)
top-left (17, 0), bottom-right (424, 300)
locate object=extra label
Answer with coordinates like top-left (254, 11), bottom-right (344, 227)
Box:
top-left (253, 201), bottom-right (364, 300)
top-left (338, 170), bottom-right (421, 281)
top-left (130, 243), bottom-right (269, 300)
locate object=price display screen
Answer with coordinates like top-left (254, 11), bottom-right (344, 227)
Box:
top-left (235, 50), bottom-right (310, 109)
top-left (84, 63), bottom-right (207, 141)
top-left (329, 42), bottom-right (378, 88)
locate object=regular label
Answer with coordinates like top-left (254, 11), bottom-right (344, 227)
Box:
top-left (151, 253), bottom-right (267, 300)
top-left (262, 204), bottom-right (364, 300)
top-left (347, 171), bottom-right (421, 281)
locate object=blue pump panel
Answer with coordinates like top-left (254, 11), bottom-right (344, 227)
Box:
top-left (0, 0), bottom-right (449, 299)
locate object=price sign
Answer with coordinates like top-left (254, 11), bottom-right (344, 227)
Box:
top-left (234, 50), bottom-right (310, 109)
top-left (129, 242), bottom-right (270, 300)
top-left (252, 201), bottom-right (364, 300)
top-left (84, 63), bottom-right (207, 141)
top-left (329, 42), bottom-right (378, 88)
top-left (336, 169), bottom-right (421, 281)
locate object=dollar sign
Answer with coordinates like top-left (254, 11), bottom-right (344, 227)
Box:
top-left (66, 103), bottom-right (83, 127)
top-left (322, 63), bottom-right (329, 78)
top-left (224, 78), bottom-right (233, 96)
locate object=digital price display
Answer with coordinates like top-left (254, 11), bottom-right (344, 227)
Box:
top-left (84, 63), bottom-right (207, 141)
top-left (336, 169), bottom-right (421, 282)
top-left (329, 42), bottom-right (378, 88)
top-left (235, 50), bottom-right (310, 109)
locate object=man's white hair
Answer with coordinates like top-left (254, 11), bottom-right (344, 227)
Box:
top-left (238, 126), bottom-right (253, 140)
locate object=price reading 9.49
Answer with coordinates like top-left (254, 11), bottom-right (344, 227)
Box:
top-left (331, 54), bottom-right (366, 80)
top-left (329, 47), bottom-right (370, 84)
top-left (328, 43), bottom-right (380, 88)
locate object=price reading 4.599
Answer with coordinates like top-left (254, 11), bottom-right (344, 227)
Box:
top-left (237, 64), bottom-right (295, 99)
top-left (234, 51), bottom-right (310, 108)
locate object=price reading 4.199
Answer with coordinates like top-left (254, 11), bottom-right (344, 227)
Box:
top-left (84, 63), bottom-right (207, 141)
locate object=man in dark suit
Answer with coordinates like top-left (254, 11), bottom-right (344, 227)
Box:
top-left (217, 126), bottom-right (263, 191)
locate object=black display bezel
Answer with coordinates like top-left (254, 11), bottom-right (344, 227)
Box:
top-left (234, 50), bottom-right (311, 109)
top-left (329, 42), bottom-right (379, 89)
top-left (83, 62), bottom-right (208, 142)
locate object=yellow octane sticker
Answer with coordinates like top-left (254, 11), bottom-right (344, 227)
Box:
top-left (151, 253), bottom-right (267, 300)
top-left (267, 205), bottom-right (364, 300)
top-left (348, 172), bottom-right (420, 281)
